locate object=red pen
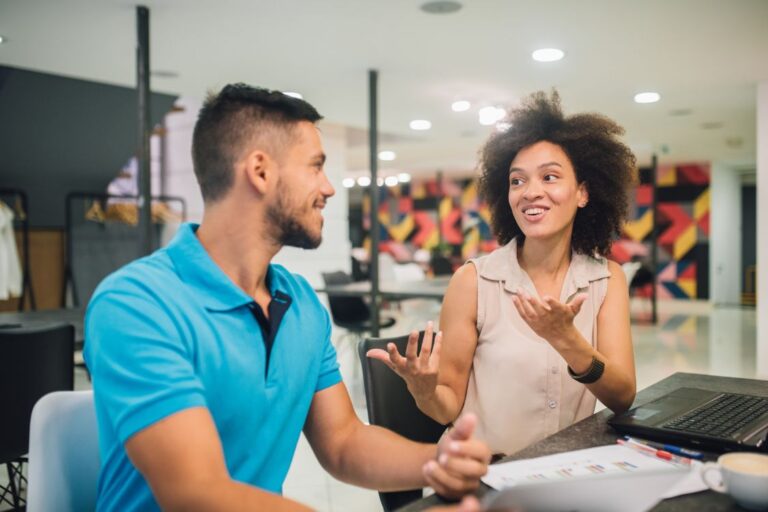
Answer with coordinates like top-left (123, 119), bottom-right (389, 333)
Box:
top-left (617, 439), bottom-right (690, 465)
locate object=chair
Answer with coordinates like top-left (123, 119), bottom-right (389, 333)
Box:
top-left (26, 390), bottom-right (100, 512)
top-left (321, 271), bottom-right (396, 341)
top-left (358, 332), bottom-right (447, 511)
top-left (0, 323), bottom-right (74, 509)
top-left (430, 255), bottom-right (454, 276)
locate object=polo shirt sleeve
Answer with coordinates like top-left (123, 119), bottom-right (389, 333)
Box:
top-left (314, 306), bottom-right (342, 392)
top-left (85, 283), bottom-right (207, 445)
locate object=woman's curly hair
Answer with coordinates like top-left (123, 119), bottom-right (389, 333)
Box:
top-left (478, 90), bottom-right (637, 256)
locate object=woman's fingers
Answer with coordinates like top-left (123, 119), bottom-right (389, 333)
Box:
top-left (429, 330), bottom-right (442, 371)
top-left (420, 322), bottom-right (435, 365)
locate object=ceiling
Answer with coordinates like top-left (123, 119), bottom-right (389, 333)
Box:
top-left (2, 0), bottom-right (767, 177)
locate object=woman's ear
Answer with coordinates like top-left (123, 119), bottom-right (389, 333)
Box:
top-left (577, 182), bottom-right (589, 208)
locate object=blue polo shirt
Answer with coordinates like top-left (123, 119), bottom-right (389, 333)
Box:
top-left (84, 223), bottom-right (341, 511)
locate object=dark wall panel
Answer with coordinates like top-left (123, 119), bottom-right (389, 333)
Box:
top-left (0, 65), bottom-right (177, 227)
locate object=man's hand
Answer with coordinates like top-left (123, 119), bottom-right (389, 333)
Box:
top-left (366, 321), bottom-right (442, 402)
top-left (427, 495), bottom-right (483, 511)
top-left (425, 413), bottom-right (491, 499)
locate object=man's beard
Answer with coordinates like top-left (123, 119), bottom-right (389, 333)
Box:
top-left (267, 188), bottom-right (322, 249)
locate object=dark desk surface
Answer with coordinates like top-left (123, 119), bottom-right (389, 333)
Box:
top-left (401, 372), bottom-right (768, 512)
top-left (0, 307), bottom-right (85, 345)
top-left (316, 277), bottom-right (451, 301)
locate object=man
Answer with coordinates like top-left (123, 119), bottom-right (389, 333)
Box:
top-left (84, 84), bottom-right (490, 511)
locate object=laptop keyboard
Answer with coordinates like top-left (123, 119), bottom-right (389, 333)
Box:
top-left (662, 393), bottom-right (768, 438)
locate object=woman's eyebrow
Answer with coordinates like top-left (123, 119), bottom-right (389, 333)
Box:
top-left (509, 161), bottom-right (563, 174)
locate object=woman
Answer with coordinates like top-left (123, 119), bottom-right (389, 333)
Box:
top-left (368, 91), bottom-right (637, 456)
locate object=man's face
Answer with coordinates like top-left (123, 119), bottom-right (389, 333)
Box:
top-left (266, 121), bottom-right (335, 249)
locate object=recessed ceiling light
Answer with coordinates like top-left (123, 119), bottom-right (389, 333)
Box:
top-left (397, 173), bottom-right (412, 183)
top-left (342, 178), bottom-right (356, 188)
top-left (410, 119), bottom-right (432, 131)
top-left (357, 176), bottom-right (371, 187)
top-left (385, 176), bottom-right (400, 187)
top-left (0, 35), bottom-right (6, 44)
top-left (669, 108), bottom-right (693, 117)
top-left (532, 48), bottom-right (564, 62)
top-left (283, 91), bottom-right (303, 99)
top-left (378, 150), bottom-right (396, 161)
top-left (634, 92), bottom-right (661, 104)
top-left (478, 106), bottom-right (506, 126)
top-left (420, 1), bottom-right (462, 14)
top-left (452, 100), bottom-right (471, 112)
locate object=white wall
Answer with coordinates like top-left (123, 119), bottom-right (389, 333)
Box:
top-left (757, 82), bottom-right (768, 378)
top-left (709, 162), bottom-right (742, 306)
top-left (162, 100), bottom-right (350, 289)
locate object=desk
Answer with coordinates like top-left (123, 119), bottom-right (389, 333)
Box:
top-left (401, 372), bottom-right (768, 512)
top-left (316, 277), bottom-right (450, 301)
top-left (0, 308), bottom-right (85, 347)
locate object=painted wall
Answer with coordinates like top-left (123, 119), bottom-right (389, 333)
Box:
top-left (757, 81), bottom-right (768, 378)
top-left (710, 163), bottom-right (743, 305)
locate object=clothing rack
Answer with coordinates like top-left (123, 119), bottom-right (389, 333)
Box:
top-left (0, 187), bottom-right (36, 311)
top-left (62, 191), bottom-right (187, 307)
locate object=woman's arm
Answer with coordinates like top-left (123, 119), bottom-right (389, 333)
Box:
top-left (366, 263), bottom-right (479, 424)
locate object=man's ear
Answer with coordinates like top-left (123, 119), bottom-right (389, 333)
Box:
top-left (243, 150), bottom-right (273, 196)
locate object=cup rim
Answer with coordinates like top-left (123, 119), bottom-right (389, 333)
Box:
top-left (718, 452), bottom-right (768, 477)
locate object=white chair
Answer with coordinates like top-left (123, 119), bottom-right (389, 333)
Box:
top-left (26, 390), bottom-right (100, 512)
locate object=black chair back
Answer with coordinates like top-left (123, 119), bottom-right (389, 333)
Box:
top-left (322, 271), bottom-right (371, 326)
top-left (0, 323), bottom-right (74, 462)
top-left (358, 332), bottom-right (447, 511)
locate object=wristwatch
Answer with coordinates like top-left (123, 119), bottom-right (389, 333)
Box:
top-left (567, 356), bottom-right (605, 384)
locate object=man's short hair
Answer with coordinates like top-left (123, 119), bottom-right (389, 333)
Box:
top-left (192, 83), bottom-right (323, 202)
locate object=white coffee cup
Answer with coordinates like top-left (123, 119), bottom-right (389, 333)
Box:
top-left (701, 452), bottom-right (768, 511)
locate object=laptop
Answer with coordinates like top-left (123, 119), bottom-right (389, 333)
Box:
top-left (608, 387), bottom-right (768, 453)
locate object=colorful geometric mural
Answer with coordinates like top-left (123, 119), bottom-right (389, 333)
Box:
top-left (363, 178), bottom-right (498, 262)
top-left (612, 163), bottom-right (710, 300)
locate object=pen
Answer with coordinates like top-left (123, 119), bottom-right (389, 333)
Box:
top-left (616, 439), bottom-right (692, 465)
top-left (624, 436), bottom-right (703, 460)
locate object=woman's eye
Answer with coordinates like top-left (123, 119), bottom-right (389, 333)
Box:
top-left (510, 177), bottom-right (522, 186)
top-left (543, 174), bottom-right (557, 182)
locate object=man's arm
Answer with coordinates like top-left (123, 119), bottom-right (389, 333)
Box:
top-left (302, 382), bottom-right (490, 499)
top-left (125, 407), bottom-right (311, 512)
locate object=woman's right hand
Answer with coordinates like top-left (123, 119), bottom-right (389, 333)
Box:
top-left (366, 321), bottom-right (442, 402)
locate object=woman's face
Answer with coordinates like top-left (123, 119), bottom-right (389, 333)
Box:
top-left (507, 141), bottom-right (587, 242)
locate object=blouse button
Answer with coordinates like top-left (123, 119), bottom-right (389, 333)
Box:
top-left (551, 366), bottom-right (558, 374)
top-left (548, 400), bottom-right (558, 409)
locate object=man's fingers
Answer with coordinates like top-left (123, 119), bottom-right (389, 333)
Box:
top-left (423, 460), bottom-right (478, 499)
top-left (437, 452), bottom-right (488, 480)
top-left (448, 413), bottom-right (477, 441)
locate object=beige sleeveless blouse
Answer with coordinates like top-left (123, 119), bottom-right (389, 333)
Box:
top-left (458, 238), bottom-right (611, 455)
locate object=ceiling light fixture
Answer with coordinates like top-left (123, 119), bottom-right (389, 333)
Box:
top-left (0, 35), bottom-right (6, 44)
top-left (479, 106), bottom-right (506, 126)
top-left (420, 1), bottom-right (462, 14)
top-left (410, 119), bottom-right (432, 131)
top-left (151, 70), bottom-right (179, 78)
top-left (397, 173), bottom-right (412, 183)
top-left (452, 100), bottom-right (471, 112)
top-left (385, 176), bottom-right (400, 187)
top-left (357, 176), bottom-right (371, 187)
top-left (634, 92), bottom-right (661, 104)
top-left (283, 91), bottom-right (303, 99)
top-left (342, 178), bottom-right (356, 188)
top-left (378, 150), bottom-right (396, 161)
top-left (532, 48), bottom-right (564, 62)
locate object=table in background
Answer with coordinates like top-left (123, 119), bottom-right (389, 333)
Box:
top-left (401, 372), bottom-right (768, 512)
top-left (0, 307), bottom-right (85, 347)
top-left (316, 277), bottom-right (451, 301)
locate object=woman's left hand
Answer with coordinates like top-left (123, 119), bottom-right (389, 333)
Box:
top-left (512, 288), bottom-right (587, 350)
